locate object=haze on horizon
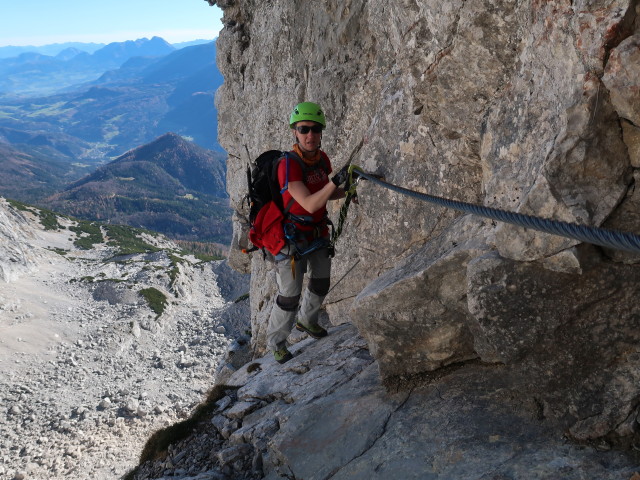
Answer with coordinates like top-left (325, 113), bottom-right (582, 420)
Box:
top-left (0, 0), bottom-right (223, 47)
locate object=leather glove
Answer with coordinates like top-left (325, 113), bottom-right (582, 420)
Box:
top-left (331, 164), bottom-right (350, 186)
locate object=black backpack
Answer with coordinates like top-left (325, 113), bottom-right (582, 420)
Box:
top-left (246, 150), bottom-right (288, 226)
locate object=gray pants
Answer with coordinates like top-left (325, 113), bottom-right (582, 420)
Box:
top-left (266, 244), bottom-right (332, 351)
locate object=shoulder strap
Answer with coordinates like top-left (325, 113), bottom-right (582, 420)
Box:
top-left (278, 151), bottom-right (308, 216)
top-left (280, 152), bottom-right (291, 195)
top-left (280, 151), bottom-right (307, 194)
top-left (283, 197), bottom-right (296, 216)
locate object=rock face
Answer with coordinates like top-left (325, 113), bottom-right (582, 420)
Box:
top-left (216, 0), bottom-right (640, 444)
top-left (0, 200), bottom-right (44, 282)
top-left (215, 0), bottom-right (640, 461)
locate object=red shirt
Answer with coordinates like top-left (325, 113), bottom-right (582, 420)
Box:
top-left (277, 152), bottom-right (333, 229)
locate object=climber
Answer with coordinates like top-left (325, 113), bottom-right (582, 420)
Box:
top-left (267, 101), bottom-right (350, 364)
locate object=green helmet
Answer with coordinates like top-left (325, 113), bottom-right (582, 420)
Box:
top-left (289, 102), bottom-right (326, 128)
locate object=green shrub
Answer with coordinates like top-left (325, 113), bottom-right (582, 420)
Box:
top-left (139, 287), bottom-right (167, 318)
top-left (6, 199), bottom-right (30, 212)
top-left (39, 210), bottom-right (62, 230)
top-left (6, 199), bottom-right (63, 230)
top-left (105, 224), bottom-right (160, 256)
top-left (167, 253), bottom-right (184, 291)
top-left (70, 221), bottom-right (104, 249)
top-left (174, 240), bottom-right (225, 261)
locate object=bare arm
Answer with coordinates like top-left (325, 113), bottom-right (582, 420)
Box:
top-left (287, 180), bottom-right (342, 213)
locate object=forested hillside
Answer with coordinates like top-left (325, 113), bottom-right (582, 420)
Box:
top-left (46, 133), bottom-right (231, 244)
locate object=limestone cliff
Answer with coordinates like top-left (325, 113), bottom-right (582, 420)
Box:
top-left (0, 199), bottom-right (50, 282)
top-left (214, 0), bottom-right (640, 446)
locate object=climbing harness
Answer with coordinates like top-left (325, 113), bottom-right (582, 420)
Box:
top-left (276, 165), bottom-right (360, 279)
top-left (346, 169), bottom-right (640, 255)
top-left (284, 217), bottom-right (334, 256)
top-left (280, 164), bottom-right (360, 264)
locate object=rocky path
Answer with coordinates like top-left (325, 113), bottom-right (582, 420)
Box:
top-left (132, 324), bottom-right (640, 480)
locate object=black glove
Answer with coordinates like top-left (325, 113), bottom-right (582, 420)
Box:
top-left (331, 164), bottom-right (350, 186)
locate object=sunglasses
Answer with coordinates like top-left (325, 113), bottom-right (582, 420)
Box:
top-left (294, 125), bottom-right (323, 134)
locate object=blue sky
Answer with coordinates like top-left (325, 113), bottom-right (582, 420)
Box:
top-left (0, 0), bottom-right (224, 47)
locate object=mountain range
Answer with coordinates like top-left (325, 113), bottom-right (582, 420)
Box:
top-left (0, 37), bottom-right (215, 95)
top-left (0, 39), bottom-right (212, 59)
top-left (0, 39), bottom-right (223, 161)
top-left (0, 42), bottom-right (106, 59)
top-left (0, 36), bottom-right (229, 244)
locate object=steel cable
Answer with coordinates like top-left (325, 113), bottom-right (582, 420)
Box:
top-left (357, 171), bottom-right (640, 255)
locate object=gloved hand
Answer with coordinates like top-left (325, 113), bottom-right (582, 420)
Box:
top-left (331, 164), bottom-right (350, 186)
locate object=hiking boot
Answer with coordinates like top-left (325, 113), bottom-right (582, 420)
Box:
top-left (274, 346), bottom-right (293, 364)
top-left (295, 321), bottom-right (328, 339)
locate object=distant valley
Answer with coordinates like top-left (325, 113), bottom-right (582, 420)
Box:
top-left (0, 37), bottom-right (231, 245)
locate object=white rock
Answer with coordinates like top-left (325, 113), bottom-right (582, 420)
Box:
top-left (125, 399), bottom-right (139, 413)
top-left (136, 406), bottom-right (148, 418)
top-left (131, 322), bottom-right (141, 338)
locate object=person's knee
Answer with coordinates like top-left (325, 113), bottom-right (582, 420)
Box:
top-left (276, 294), bottom-right (300, 311)
top-left (308, 277), bottom-right (330, 297)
